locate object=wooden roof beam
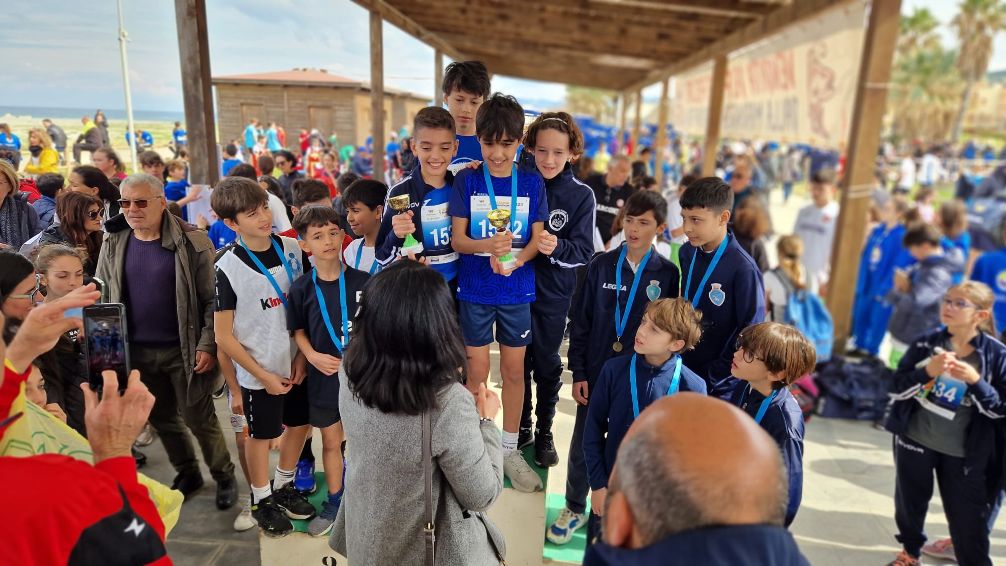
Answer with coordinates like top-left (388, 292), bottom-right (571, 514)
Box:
top-left (625, 0), bottom-right (854, 91)
top-left (587, 0), bottom-right (775, 19)
top-left (350, 0), bottom-right (466, 61)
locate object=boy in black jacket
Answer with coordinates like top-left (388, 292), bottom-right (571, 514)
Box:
top-left (548, 190), bottom-right (679, 546)
top-left (518, 112), bottom-right (596, 467)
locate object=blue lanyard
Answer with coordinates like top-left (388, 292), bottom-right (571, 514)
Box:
top-left (482, 163), bottom-right (518, 223)
top-left (684, 235), bottom-right (728, 308)
top-left (615, 244), bottom-right (653, 341)
top-left (239, 237), bottom-right (295, 309)
top-left (354, 241), bottom-right (378, 275)
top-left (745, 384), bottom-right (779, 424)
top-left (630, 354), bottom-right (682, 419)
top-left (312, 268), bottom-right (350, 353)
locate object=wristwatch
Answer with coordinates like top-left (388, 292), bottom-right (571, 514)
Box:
top-left (479, 417), bottom-right (494, 424)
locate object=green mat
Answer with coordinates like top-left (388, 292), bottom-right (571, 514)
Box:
top-left (290, 471), bottom-right (331, 533)
top-left (544, 492), bottom-right (590, 564)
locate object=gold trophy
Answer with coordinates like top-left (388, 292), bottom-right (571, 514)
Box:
top-left (486, 209), bottom-right (518, 271)
top-left (387, 194), bottom-right (424, 255)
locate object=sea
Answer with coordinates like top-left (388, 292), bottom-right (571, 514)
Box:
top-left (0, 105), bottom-right (184, 123)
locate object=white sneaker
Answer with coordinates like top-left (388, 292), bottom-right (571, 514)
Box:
top-left (504, 451), bottom-right (543, 493)
top-left (547, 507), bottom-right (586, 545)
top-left (233, 495), bottom-right (257, 532)
top-left (134, 423), bottom-right (155, 447)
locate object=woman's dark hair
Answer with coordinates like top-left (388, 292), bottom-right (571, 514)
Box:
top-left (93, 147), bottom-right (125, 174)
top-left (0, 250), bottom-right (35, 303)
top-left (344, 261), bottom-right (468, 415)
top-left (56, 191), bottom-right (103, 264)
top-left (73, 165), bottom-right (120, 205)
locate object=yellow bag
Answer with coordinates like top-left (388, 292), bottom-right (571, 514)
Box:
top-left (0, 382), bottom-right (184, 534)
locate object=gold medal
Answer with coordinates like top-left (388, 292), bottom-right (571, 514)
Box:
top-left (612, 340), bottom-right (623, 353)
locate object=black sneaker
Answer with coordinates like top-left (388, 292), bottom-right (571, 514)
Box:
top-left (251, 495), bottom-right (293, 538)
top-left (272, 483), bottom-right (316, 520)
top-left (216, 475), bottom-right (237, 510)
top-left (534, 429), bottom-right (559, 468)
top-left (517, 427), bottom-right (534, 450)
top-left (171, 470), bottom-right (205, 500)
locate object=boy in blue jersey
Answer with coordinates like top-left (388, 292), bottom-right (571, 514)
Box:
top-left (728, 322), bottom-right (816, 527)
top-left (376, 107), bottom-right (459, 283)
top-left (442, 61), bottom-right (491, 173)
top-left (678, 177), bottom-right (766, 397)
top-left (222, 144), bottom-right (243, 176)
top-left (449, 93), bottom-right (547, 493)
top-left (342, 180), bottom-right (386, 274)
top-left (583, 298), bottom-right (706, 545)
top-left (518, 112), bottom-right (596, 468)
top-left (970, 221), bottom-right (1006, 335)
top-left (550, 189), bottom-right (680, 546)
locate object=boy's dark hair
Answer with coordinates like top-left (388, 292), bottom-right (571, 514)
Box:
top-left (166, 200), bottom-right (183, 219)
top-left (523, 111), bottom-right (584, 156)
top-left (476, 93), bottom-right (525, 143)
top-left (623, 188), bottom-right (668, 225)
top-left (679, 177), bottom-right (734, 213)
top-left (258, 175), bottom-right (286, 203)
top-left (413, 106), bottom-right (456, 136)
top-left (36, 173), bottom-right (64, 199)
top-left (227, 163), bottom-right (257, 180)
top-left (811, 168), bottom-right (836, 185)
top-left (342, 179), bottom-right (387, 210)
top-left (903, 222), bottom-right (943, 247)
top-left (138, 150), bottom-right (164, 168)
top-left (258, 154), bottom-right (275, 174)
top-left (292, 178), bottom-right (331, 207)
top-left (679, 174), bottom-right (699, 190)
top-left (224, 143), bottom-right (238, 157)
top-left (292, 205), bottom-right (341, 239)
top-left (336, 172), bottom-right (360, 192)
top-left (211, 176), bottom-right (268, 221)
top-left (442, 61), bottom-right (491, 99)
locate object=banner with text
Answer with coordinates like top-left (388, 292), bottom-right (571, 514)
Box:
top-left (671, 2), bottom-right (866, 148)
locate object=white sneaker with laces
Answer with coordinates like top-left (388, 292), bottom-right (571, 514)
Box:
top-left (233, 495), bottom-right (257, 532)
top-left (504, 451), bottom-right (543, 493)
top-left (547, 507), bottom-right (586, 545)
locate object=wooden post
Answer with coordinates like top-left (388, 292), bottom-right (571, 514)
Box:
top-left (654, 78), bottom-right (670, 189)
top-left (702, 55), bottom-right (727, 176)
top-left (370, 9), bottom-right (385, 179)
top-left (632, 90), bottom-right (642, 153)
top-left (617, 93), bottom-right (628, 154)
top-left (828, 0), bottom-right (902, 352)
top-left (434, 50), bottom-right (444, 105)
top-left (174, 0), bottom-right (218, 186)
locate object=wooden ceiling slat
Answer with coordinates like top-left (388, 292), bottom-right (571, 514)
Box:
top-left (585, 0), bottom-right (775, 19)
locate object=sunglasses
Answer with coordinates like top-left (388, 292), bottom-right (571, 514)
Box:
top-left (117, 196), bottom-right (162, 209)
top-left (87, 209), bottom-right (104, 220)
top-left (7, 274), bottom-right (42, 301)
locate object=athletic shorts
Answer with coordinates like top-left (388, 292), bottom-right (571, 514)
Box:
top-left (241, 387), bottom-right (285, 440)
top-left (309, 403), bottom-right (341, 429)
top-left (458, 301), bottom-right (532, 348)
top-left (283, 381), bottom-right (310, 428)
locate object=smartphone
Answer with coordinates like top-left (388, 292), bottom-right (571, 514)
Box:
top-left (83, 303), bottom-right (130, 393)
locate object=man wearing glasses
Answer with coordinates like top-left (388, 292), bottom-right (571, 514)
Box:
top-left (95, 173), bottom-right (237, 510)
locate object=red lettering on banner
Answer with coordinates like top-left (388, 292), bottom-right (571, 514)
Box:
top-left (746, 51), bottom-right (796, 95)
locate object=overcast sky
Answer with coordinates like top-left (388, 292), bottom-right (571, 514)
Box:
top-left (2, 0), bottom-right (1003, 113)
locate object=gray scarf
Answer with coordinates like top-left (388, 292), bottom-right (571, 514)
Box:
top-left (0, 193), bottom-right (38, 250)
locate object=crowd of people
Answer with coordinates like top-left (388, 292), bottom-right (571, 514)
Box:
top-left (3, 59), bottom-right (1006, 566)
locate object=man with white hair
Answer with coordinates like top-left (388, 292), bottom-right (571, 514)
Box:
top-left (95, 173), bottom-right (236, 509)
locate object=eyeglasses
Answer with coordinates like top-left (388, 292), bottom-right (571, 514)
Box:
top-left (7, 274), bottom-right (42, 301)
top-left (735, 335), bottom-right (764, 364)
top-left (943, 297), bottom-right (977, 310)
top-left (275, 160), bottom-right (288, 167)
top-left (87, 209), bottom-right (104, 220)
top-left (117, 196), bottom-right (162, 209)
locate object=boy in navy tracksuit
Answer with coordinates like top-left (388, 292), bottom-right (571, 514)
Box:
top-left (441, 61), bottom-right (490, 173)
top-left (728, 322), bottom-right (816, 527)
top-left (884, 282), bottom-right (1006, 566)
top-left (678, 177), bottom-right (766, 397)
top-left (375, 107), bottom-right (459, 284)
top-left (549, 190), bottom-right (680, 545)
top-left (583, 298), bottom-right (706, 544)
top-left (518, 112), bottom-right (596, 467)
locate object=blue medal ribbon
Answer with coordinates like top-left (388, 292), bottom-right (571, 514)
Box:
top-left (312, 268), bottom-right (350, 354)
top-left (354, 241), bottom-right (379, 275)
top-left (481, 163), bottom-right (518, 229)
top-left (239, 237), bottom-right (295, 309)
top-left (614, 244), bottom-right (653, 343)
top-left (630, 354), bottom-right (682, 419)
top-left (684, 236), bottom-right (729, 308)
top-left (744, 384), bottom-right (779, 424)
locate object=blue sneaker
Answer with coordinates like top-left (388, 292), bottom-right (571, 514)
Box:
top-left (294, 458), bottom-right (317, 495)
top-left (547, 507), bottom-right (586, 545)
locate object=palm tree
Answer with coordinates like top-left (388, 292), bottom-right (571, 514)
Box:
top-left (898, 7), bottom-right (940, 56)
top-left (950, 0), bottom-right (1006, 141)
top-left (565, 86), bottom-right (618, 122)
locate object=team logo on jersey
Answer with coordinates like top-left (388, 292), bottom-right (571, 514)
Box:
top-left (997, 270), bottom-right (1006, 292)
top-left (287, 252), bottom-right (302, 274)
top-left (549, 209), bottom-right (569, 232)
top-left (616, 199), bottom-right (625, 208)
top-left (646, 280), bottom-right (661, 301)
top-left (870, 246), bottom-right (882, 266)
top-left (709, 283), bottom-right (726, 306)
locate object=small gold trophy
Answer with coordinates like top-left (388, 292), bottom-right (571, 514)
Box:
top-left (387, 194), bottom-right (424, 255)
top-left (486, 209), bottom-right (518, 271)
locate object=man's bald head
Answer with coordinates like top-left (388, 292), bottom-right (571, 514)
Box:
top-left (604, 393), bottom-right (787, 547)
